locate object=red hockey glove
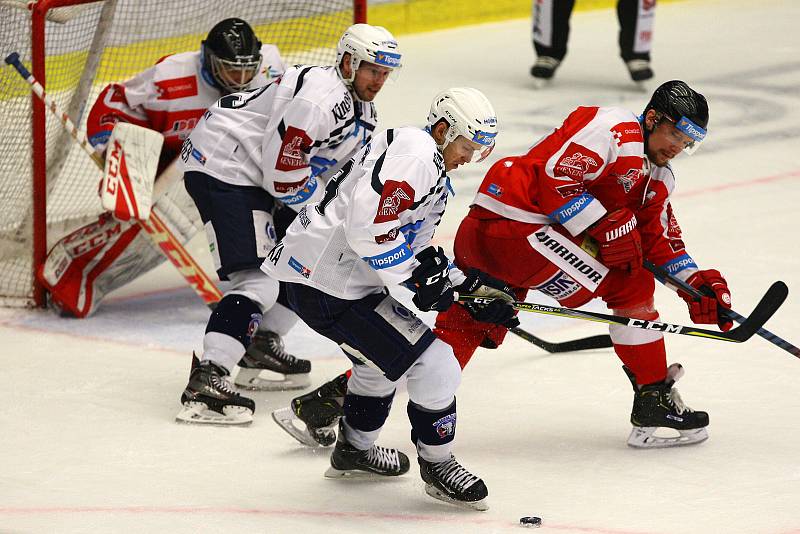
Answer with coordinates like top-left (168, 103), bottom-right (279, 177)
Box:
top-left (682, 269), bottom-right (733, 331)
top-left (587, 208), bottom-right (643, 273)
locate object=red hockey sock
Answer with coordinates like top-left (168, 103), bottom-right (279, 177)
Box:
top-left (613, 338), bottom-right (668, 385)
top-left (433, 325), bottom-right (485, 369)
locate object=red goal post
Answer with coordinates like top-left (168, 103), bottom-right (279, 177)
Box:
top-left (0, 0), bottom-right (366, 307)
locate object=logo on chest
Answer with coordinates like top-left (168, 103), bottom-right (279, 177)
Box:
top-left (615, 168), bottom-right (645, 193)
top-left (554, 143), bottom-right (603, 179)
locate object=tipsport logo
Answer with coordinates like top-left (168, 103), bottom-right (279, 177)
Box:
top-left (472, 129), bottom-right (496, 146)
top-left (374, 50), bottom-right (401, 68)
top-left (365, 242), bottom-right (412, 270)
top-left (676, 117), bottom-right (706, 142)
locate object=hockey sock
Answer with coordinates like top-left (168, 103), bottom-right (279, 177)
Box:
top-left (608, 302), bottom-right (667, 385)
top-left (407, 398), bottom-right (457, 462)
top-left (612, 338), bottom-right (668, 386)
top-left (434, 303), bottom-right (492, 368)
top-left (341, 392), bottom-right (395, 450)
top-left (203, 294), bottom-right (262, 371)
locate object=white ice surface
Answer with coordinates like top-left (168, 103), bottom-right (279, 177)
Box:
top-left (3, 1), bottom-right (800, 532)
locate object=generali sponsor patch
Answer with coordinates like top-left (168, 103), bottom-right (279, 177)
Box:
top-left (554, 142), bottom-right (603, 179)
top-left (374, 180), bottom-right (415, 224)
top-left (276, 126), bottom-right (312, 171)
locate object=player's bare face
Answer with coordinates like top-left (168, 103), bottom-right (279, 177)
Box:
top-left (646, 121), bottom-right (693, 167)
top-left (352, 63), bottom-right (391, 101)
top-left (443, 136), bottom-right (484, 171)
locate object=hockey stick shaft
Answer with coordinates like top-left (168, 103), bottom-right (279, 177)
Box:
top-left (644, 260), bottom-right (800, 357)
top-left (5, 52), bottom-right (223, 307)
top-left (459, 279), bottom-right (786, 343)
top-left (509, 326), bottom-right (613, 353)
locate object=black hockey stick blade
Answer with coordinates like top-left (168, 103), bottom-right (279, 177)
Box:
top-left (720, 281), bottom-right (787, 342)
top-left (644, 260), bottom-right (800, 357)
top-left (510, 327), bottom-right (613, 353)
top-left (460, 282), bottom-right (787, 344)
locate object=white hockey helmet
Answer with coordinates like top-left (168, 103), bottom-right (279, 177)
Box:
top-left (427, 87), bottom-right (498, 162)
top-left (336, 23), bottom-right (402, 84)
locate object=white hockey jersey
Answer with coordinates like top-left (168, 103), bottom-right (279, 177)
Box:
top-left (87, 45), bottom-right (284, 156)
top-left (181, 65), bottom-right (378, 211)
top-left (261, 127), bottom-right (466, 300)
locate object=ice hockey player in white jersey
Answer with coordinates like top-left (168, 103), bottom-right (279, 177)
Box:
top-left (176, 24), bottom-right (402, 425)
top-left (39, 17), bottom-right (319, 398)
top-left (39, 18), bottom-right (285, 320)
top-left (261, 88), bottom-right (518, 511)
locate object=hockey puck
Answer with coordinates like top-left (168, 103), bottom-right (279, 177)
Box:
top-left (519, 516), bottom-right (542, 528)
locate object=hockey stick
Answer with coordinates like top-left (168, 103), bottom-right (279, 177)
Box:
top-left (644, 260), bottom-right (800, 358)
top-left (459, 279), bottom-right (786, 343)
top-left (5, 52), bottom-right (223, 307)
top-left (510, 326), bottom-right (613, 353)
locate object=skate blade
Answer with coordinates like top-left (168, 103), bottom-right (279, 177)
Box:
top-left (323, 466), bottom-right (386, 479)
top-left (424, 484), bottom-right (489, 511)
top-left (531, 78), bottom-right (550, 90)
top-left (234, 367), bottom-right (310, 391)
top-left (627, 426), bottom-right (708, 449)
top-left (271, 407), bottom-right (335, 448)
top-left (324, 465), bottom-right (405, 479)
top-left (175, 402), bottom-right (253, 426)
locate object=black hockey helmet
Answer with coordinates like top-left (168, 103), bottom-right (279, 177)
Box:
top-left (644, 80), bottom-right (708, 154)
top-left (201, 18), bottom-right (262, 94)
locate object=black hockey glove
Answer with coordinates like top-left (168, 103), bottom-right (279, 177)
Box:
top-left (407, 246), bottom-right (455, 312)
top-left (457, 269), bottom-right (520, 328)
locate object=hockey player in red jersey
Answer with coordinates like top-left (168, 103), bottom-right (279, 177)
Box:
top-left (37, 19), bottom-right (313, 390)
top-left (276, 80), bottom-right (731, 450)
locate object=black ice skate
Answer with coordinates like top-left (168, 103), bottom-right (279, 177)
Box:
top-left (530, 56), bottom-right (561, 88)
top-left (625, 59), bottom-right (654, 88)
top-left (176, 354), bottom-right (255, 425)
top-left (625, 363), bottom-right (709, 449)
top-left (418, 455), bottom-right (489, 511)
top-left (234, 330), bottom-right (311, 391)
top-left (272, 373), bottom-right (348, 447)
top-left (324, 422), bottom-right (410, 479)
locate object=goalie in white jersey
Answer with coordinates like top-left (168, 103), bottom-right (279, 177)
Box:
top-left (261, 88), bottom-right (518, 511)
top-left (176, 24), bottom-right (401, 425)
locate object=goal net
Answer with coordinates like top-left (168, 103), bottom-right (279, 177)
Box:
top-left (0, 0), bottom-right (365, 307)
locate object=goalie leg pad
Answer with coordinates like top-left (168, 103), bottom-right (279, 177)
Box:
top-left (37, 214), bottom-right (141, 317)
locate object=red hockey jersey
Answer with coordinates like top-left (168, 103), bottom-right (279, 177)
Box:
top-left (471, 106), bottom-right (698, 279)
top-left (86, 45), bottom-right (285, 161)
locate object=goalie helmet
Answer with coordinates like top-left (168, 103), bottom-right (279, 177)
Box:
top-left (201, 18), bottom-right (262, 94)
top-left (336, 24), bottom-right (402, 84)
top-left (644, 80), bottom-right (708, 154)
top-left (427, 87), bottom-right (498, 162)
